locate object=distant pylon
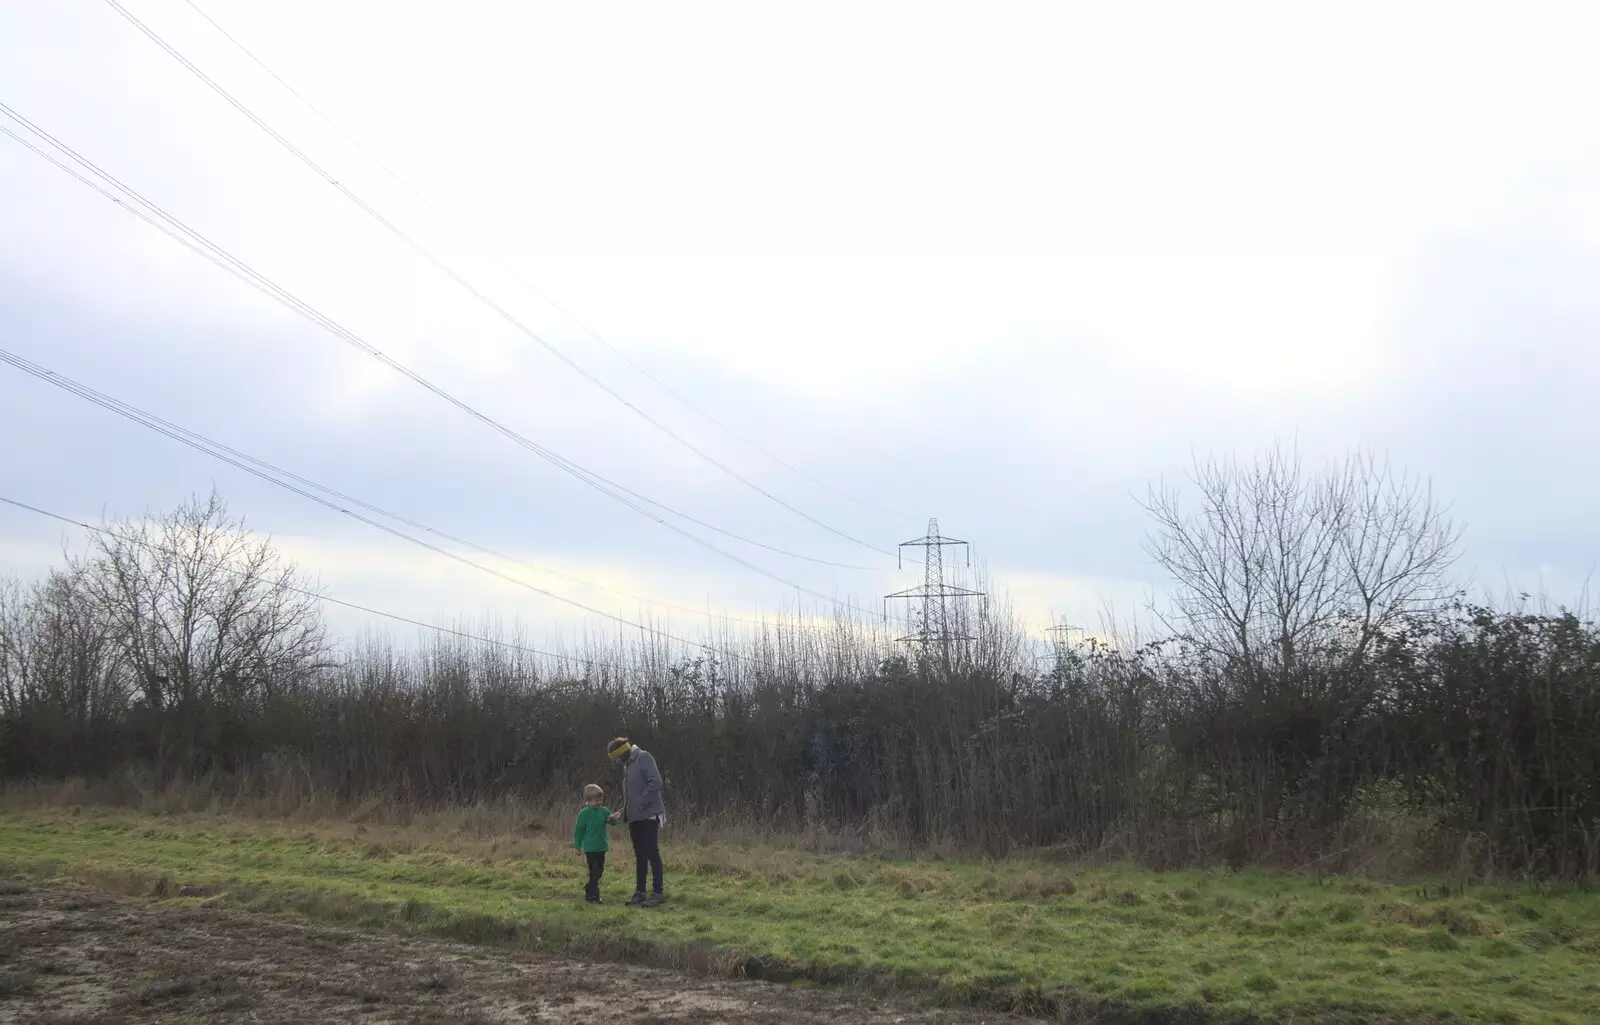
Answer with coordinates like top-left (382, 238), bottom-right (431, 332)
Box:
top-left (1039, 621), bottom-right (1084, 666)
top-left (884, 518), bottom-right (985, 667)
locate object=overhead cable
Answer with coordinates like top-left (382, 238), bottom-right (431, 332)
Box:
top-left (181, 0), bottom-right (910, 523)
top-left (0, 109), bottom-right (894, 622)
top-left (0, 346), bottom-right (797, 630)
top-left (103, 0), bottom-right (901, 559)
top-left (0, 104), bottom-right (886, 578)
top-left (0, 494), bottom-right (633, 673)
top-left (0, 346), bottom-right (786, 661)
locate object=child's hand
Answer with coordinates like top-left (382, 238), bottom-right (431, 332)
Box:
top-left (607, 811), bottom-right (622, 824)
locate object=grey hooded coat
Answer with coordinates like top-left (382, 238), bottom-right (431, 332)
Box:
top-left (620, 746), bottom-right (665, 823)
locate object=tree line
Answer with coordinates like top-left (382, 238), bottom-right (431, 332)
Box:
top-left (2, 449), bottom-right (1596, 878)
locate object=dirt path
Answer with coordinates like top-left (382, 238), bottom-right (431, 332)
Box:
top-left (0, 881), bottom-right (1030, 1024)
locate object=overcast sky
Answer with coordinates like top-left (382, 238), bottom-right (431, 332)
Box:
top-left (3, 1), bottom-right (1598, 650)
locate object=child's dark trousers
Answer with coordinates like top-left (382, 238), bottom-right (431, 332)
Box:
top-left (585, 852), bottom-right (606, 901)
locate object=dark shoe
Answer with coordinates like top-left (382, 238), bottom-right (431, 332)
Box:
top-left (642, 892), bottom-right (665, 908)
top-left (625, 891), bottom-right (647, 906)
top-left (586, 895), bottom-right (603, 904)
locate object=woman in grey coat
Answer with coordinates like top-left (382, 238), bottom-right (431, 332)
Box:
top-left (605, 737), bottom-right (665, 906)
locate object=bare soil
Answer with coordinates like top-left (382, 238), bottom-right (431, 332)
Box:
top-left (0, 881), bottom-right (1029, 1024)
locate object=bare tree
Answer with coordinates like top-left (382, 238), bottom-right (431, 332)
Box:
top-left (1143, 445), bottom-right (1460, 673)
top-left (2, 567), bottom-right (125, 718)
top-left (0, 574), bottom-right (29, 719)
top-left (76, 491), bottom-right (329, 709)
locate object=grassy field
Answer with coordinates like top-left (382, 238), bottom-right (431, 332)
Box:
top-left (2, 808), bottom-right (1597, 1023)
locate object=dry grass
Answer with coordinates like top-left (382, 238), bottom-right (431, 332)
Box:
top-left (0, 776), bottom-right (918, 859)
top-left (0, 775), bottom-right (1469, 882)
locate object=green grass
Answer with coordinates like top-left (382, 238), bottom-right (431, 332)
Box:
top-left (2, 809), bottom-right (1598, 1022)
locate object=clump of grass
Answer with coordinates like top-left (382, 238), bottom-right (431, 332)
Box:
top-left (120, 972), bottom-right (246, 1009)
top-left (418, 964), bottom-right (459, 993)
top-left (136, 977), bottom-right (198, 1003)
top-left (972, 868), bottom-right (1077, 901)
top-left (0, 969), bottom-right (39, 997)
top-left (434, 912), bottom-right (516, 945)
top-left (330, 982), bottom-right (387, 1004)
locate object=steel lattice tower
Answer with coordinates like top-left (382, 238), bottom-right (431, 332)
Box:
top-left (884, 518), bottom-right (985, 666)
top-left (1040, 621), bottom-right (1084, 670)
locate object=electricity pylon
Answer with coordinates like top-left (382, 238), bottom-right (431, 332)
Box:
top-left (1040, 621), bottom-right (1085, 669)
top-left (884, 518), bottom-right (985, 668)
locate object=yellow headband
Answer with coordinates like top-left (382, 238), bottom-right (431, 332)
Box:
top-left (607, 740), bottom-right (632, 760)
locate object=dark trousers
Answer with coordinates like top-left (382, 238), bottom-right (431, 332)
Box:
top-left (584, 852), bottom-right (605, 900)
top-left (628, 817), bottom-right (664, 894)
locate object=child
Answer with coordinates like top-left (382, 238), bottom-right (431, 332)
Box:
top-left (572, 783), bottom-right (612, 903)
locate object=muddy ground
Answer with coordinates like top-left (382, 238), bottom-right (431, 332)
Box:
top-left (0, 881), bottom-right (1030, 1024)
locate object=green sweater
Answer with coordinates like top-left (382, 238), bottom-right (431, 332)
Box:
top-left (573, 805), bottom-right (612, 853)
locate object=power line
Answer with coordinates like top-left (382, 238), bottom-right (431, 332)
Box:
top-left (0, 104), bottom-right (887, 578)
top-left (0, 345), bottom-right (784, 662)
top-left (0, 346), bottom-right (796, 630)
top-left (0, 494), bottom-right (632, 673)
top-left (181, 0), bottom-right (909, 523)
top-left (102, 0), bottom-right (899, 559)
top-left (0, 108), bottom-right (895, 618)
